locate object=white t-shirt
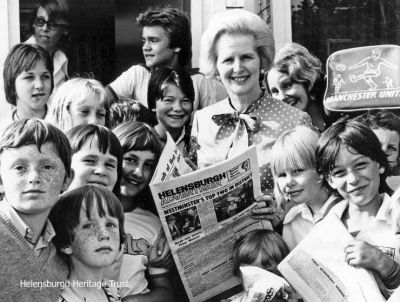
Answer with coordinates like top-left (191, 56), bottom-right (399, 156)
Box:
top-left (118, 207), bottom-right (168, 297)
top-left (108, 64), bottom-right (227, 110)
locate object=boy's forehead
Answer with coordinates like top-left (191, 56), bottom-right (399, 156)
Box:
top-left (142, 25), bottom-right (170, 38)
top-left (124, 149), bottom-right (156, 161)
top-left (0, 143), bottom-right (60, 161)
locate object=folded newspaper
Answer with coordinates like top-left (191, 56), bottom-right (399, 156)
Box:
top-left (278, 214), bottom-right (387, 302)
top-left (150, 133), bottom-right (271, 302)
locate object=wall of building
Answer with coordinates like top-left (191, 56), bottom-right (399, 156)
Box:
top-left (190, 0), bottom-right (258, 69)
top-left (0, 0), bottom-right (19, 121)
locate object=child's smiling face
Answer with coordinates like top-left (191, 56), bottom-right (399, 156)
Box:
top-left (276, 167), bottom-right (323, 205)
top-left (328, 145), bottom-right (384, 207)
top-left (64, 200), bottom-right (120, 269)
top-left (0, 143), bottom-right (69, 215)
top-left (120, 150), bottom-right (156, 198)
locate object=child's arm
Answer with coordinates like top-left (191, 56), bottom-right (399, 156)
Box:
top-left (121, 273), bottom-right (175, 302)
top-left (345, 239), bottom-right (400, 289)
top-left (148, 231), bottom-right (174, 269)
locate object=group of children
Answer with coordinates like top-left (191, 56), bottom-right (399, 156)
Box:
top-left (2, 3), bottom-right (400, 302)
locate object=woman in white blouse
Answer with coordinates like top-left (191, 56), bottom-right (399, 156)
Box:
top-left (190, 9), bottom-right (312, 195)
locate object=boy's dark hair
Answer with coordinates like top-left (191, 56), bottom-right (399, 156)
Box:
top-left (233, 229), bottom-right (289, 277)
top-left (3, 43), bottom-right (54, 105)
top-left (66, 124), bottom-right (123, 199)
top-left (112, 121), bottom-right (164, 159)
top-left (109, 97), bottom-right (157, 129)
top-left (137, 8), bottom-right (192, 68)
top-left (147, 66), bottom-right (194, 112)
top-left (0, 119), bottom-right (72, 176)
top-left (50, 185), bottom-right (126, 266)
top-left (316, 117), bottom-right (391, 195)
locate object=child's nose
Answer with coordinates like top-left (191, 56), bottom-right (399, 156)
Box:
top-left (133, 165), bottom-right (144, 178)
top-left (87, 113), bottom-right (100, 125)
top-left (98, 227), bottom-right (110, 240)
top-left (94, 165), bottom-right (107, 176)
top-left (28, 169), bottom-right (41, 184)
top-left (172, 101), bottom-right (183, 111)
top-left (285, 175), bottom-right (295, 187)
top-left (346, 171), bottom-right (360, 184)
top-left (34, 78), bottom-right (44, 90)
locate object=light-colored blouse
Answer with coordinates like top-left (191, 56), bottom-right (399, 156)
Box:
top-left (190, 93), bottom-right (312, 193)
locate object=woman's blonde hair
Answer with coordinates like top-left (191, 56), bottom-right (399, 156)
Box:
top-left (270, 126), bottom-right (320, 206)
top-left (199, 9), bottom-right (274, 79)
top-left (47, 78), bottom-right (110, 132)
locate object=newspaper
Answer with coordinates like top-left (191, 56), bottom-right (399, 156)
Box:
top-left (278, 214), bottom-right (386, 302)
top-left (150, 134), bottom-right (270, 302)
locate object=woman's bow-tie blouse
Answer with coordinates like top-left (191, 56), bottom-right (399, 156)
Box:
top-left (189, 93), bottom-right (312, 193)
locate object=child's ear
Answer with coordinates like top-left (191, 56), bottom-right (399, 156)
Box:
top-left (61, 169), bottom-right (75, 192)
top-left (61, 245), bottom-right (73, 255)
top-left (173, 47), bottom-right (181, 54)
top-left (379, 165), bottom-right (385, 174)
top-left (327, 176), bottom-right (337, 190)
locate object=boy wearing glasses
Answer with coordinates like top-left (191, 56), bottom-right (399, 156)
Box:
top-left (26, 0), bottom-right (70, 89)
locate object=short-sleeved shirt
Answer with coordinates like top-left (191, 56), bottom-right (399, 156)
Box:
top-left (190, 93), bottom-right (312, 193)
top-left (329, 194), bottom-right (400, 295)
top-left (118, 207), bottom-right (168, 297)
top-left (108, 64), bottom-right (228, 110)
top-left (282, 195), bottom-right (340, 250)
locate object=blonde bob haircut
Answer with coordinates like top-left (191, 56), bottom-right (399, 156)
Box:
top-left (199, 9), bottom-right (275, 78)
top-left (47, 78), bottom-right (110, 132)
top-left (270, 126), bottom-right (320, 206)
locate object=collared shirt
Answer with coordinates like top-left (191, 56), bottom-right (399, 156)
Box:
top-left (283, 195), bottom-right (340, 250)
top-left (25, 36), bottom-right (69, 91)
top-left (0, 198), bottom-right (55, 255)
top-left (329, 194), bottom-right (400, 295)
top-left (330, 194), bottom-right (400, 262)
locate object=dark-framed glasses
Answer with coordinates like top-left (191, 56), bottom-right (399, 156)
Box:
top-left (33, 17), bottom-right (67, 30)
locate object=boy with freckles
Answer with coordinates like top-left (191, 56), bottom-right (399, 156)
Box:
top-left (0, 119), bottom-right (73, 301)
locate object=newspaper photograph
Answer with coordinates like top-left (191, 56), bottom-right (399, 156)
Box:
top-left (278, 214), bottom-right (386, 302)
top-left (150, 137), bottom-right (270, 302)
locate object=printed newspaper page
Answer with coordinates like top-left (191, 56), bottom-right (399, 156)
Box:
top-left (151, 132), bottom-right (194, 183)
top-left (150, 141), bottom-right (270, 302)
top-left (278, 214), bottom-right (386, 302)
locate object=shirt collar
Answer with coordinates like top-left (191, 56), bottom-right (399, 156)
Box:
top-left (175, 128), bottom-right (186, 145)
top-left (0, 198), bottom-right (55, 249)
top-left (331, 193), bottom-right (391, 222)
top-left (283, 194), bottom-right (340, 224)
